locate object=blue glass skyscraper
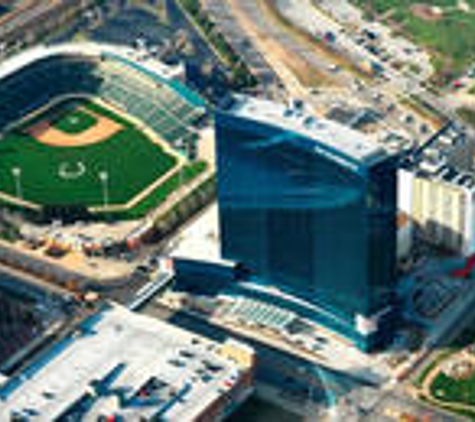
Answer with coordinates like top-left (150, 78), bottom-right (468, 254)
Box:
top-left (216, 97), bottom-right (398, 352)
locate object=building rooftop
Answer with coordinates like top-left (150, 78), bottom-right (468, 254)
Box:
top-left (0, 42), bottom-right (184, 85)
top-left (402, 122), bottom-right (475, 191)
top-left (0, 304), bottom-right (253, 422)
top-left (227, 95), bottom-right (389, 166)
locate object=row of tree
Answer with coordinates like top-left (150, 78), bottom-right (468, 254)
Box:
top-left (179, 0), bottom-right (258, 89)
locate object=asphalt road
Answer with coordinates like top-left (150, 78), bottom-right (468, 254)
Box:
top-left (222, 0), bottom-right (435, 142)
top-left (141, 301), bottom-right (335, 400)
top-left (203, 0), bottom-right (282, 97)
top-left (139, 299), bottom-right (464, 421)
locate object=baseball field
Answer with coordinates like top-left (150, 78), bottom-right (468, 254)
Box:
top-left (0, 97), bottom-right (200, 218)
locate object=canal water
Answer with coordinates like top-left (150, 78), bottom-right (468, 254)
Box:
top-left (226, 396), bottom-right (302, 422)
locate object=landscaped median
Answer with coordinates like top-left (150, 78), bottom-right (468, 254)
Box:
top-left (418, 359), bottom-right (475, 420)
top-left (414, 322), bottom-right (475, 419)
top-left (175, 0), bottom-right (257, 88)
top-left (431, 371), bottom-right (475, 410)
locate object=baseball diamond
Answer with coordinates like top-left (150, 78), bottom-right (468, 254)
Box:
top-left (0, 43), bottom-right (209, 220)
top-left (0, 98), bottom-right (179, 210)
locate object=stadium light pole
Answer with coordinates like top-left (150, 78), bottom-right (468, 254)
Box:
top-left (98, 170), bottom-right (109, 211)
top-left (11, 167), bottom-right (22, 200)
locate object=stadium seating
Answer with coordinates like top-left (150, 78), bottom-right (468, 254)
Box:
top-left (97, 59), bottom-right (203, 143)
top-left (0, 52), bottom-right (207, 148)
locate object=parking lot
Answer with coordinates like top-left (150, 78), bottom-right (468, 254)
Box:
top-left (89, 6), bottom-right (173, 48)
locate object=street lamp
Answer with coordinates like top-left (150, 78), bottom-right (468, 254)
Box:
top-left (98, 170), bottom-right (109, 210)
top-left (11, 167), bottom-right (22, 200)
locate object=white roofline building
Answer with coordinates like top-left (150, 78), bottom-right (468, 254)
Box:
top-left (226, 95), bottom-right (390, 167)
top-left (0, 304), bottom-right (254, 422)
top-left (0, 42), bottom-right (185, 83)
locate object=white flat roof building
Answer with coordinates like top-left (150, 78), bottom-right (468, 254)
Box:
top-left (228, 95), bottom-right (389, 165)
top-left (0, 304), bottom-right (254, 422)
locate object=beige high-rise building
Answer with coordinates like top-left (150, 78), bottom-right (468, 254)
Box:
top-left (399, 168), bottom-right (475, 255)
top-left (398, 121), bottom-right (475, 256)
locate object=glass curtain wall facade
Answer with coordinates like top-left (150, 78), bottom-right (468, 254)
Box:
top-left (216, 110), bottom-right (398, 352)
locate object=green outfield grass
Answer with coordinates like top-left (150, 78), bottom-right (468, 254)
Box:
top-left (352, 0), bottom-right (475, 76)
top-left (108, 160), bottom-right (208, 220)
top-left (0, 98), bottom-right (180, 217)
